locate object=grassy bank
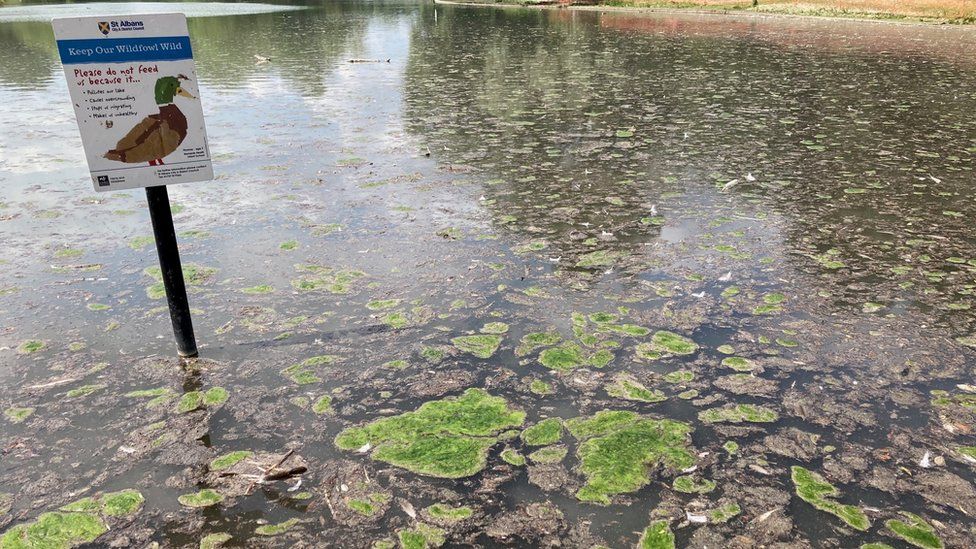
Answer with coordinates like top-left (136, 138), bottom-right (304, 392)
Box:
top-left (445, 0), bottom-right (976, 23)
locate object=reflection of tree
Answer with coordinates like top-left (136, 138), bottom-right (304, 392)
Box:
top-left (403, 6), bottom-right (976, 283)
top-left (0, 2), bottom-right (369, 96)
top-left (0, 21), bottom-right (60, 89)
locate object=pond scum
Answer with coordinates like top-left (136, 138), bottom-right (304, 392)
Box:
top-left (3, 1), bottom-right (976, 548)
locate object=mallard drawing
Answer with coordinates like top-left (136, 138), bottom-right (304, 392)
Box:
top-left (104, 75), bottom-right (195, 166)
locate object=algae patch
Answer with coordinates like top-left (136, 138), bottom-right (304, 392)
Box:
top-left (566, 411), bottom-right (694, 504)
top-left (639, 519), bottom-right (675, 549)
top-left (885, 512), bottom-right (943, 549)
top-left (791, 466), bottom-right (869, 530)
top-left (335, 389), bottom-right (524, 478)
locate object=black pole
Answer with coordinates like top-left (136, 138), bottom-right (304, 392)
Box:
top-left (145, 185), bottom-right (198, 358)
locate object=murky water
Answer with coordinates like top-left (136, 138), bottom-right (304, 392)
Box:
top-left (2, 1), bottom-right (976, 547)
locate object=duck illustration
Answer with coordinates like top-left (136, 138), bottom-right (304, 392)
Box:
top-left (104, 75), bottom-right (195, 166)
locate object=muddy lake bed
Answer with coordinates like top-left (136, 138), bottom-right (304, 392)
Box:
top-left (1, 1), bottom-right (976, 547)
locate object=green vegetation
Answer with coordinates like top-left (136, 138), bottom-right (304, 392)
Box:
top-left (885, 512), bottom-right (944, 549)
top-left (480, 322), bottom-right (509, 334)
top-left (426, 504), bottom-right (473, 521)
top-left (367, 299), bottom-right (401, 311)
top-left (348, 499), bottom-right (375, 515)
top-left (200, 533), bottom-right (233, 549)
top-left (566, 411), bottom-right (694, 504)
top-left (699, 404), bottom-right (778, 423)
top-left (451, 334), bottom-right (503, 358)
top-left (721, 357), bottom-right (756, 371)
top-left (312, 395), bottom-right (333, 414)
top-left (791, 466), bottom-right (869, 530)
top-left (663, 370), bottom-right (694, 383)
top-left (576, 249), bottom-right (619, 268)
top-left (529, 445), bottom-right (568, 464)
top-left (66, 384), bottom-right (104, 398)
top-left (521, 418), bottom-right (563, 446)
top-left (178, 489), bottom-right (224, 508)
top-left (638, 519), bottom-right (675, 549)
top-left (281, 355), bottom-right (336, 385)
top-left (606, 374), bottom-right (666, 402)
top-left (501, 448), bottom-right (525, 466)
top-left (397, 523), bottom-right (445, 549)
top-left (209, 451), bottom-right (252, 471)
top-left (16, 340), bottom-right (45, 354)
top-left (176, 387), bottom-right (228, 413)
top-left (672, 475), bottom-right (716, 493)
top-left (708, 502), bottom-right (741, 523)
top-left (516, 332), bottom-right (561, 356)
top-left (1, 489), bottom-right (145, 548)
top-left (242, 284), bottom-right (274, 294)
top-left (636, 331), bottom-right (699, 360)
top-left (529, 379), bottom-right (553, 395)
top-left (4, 407), bottom-right (34, 423)
top-left (291, 265), bottom-right (365, 294)
top-left (255, 518), bottom-right (300, 535)
top-left (335, 389), bottom-right (525, 478)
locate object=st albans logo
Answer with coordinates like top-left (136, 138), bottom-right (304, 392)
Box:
top-left (96, 20), bottom-right (146, 36)
top-left (97, 21), bottom-right (110, 35)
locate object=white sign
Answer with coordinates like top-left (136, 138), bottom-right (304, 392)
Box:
top-left (53, 13), bottom-right (213, 192)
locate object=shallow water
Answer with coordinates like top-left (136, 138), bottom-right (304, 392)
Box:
top-left (1, 1), bottom-right (976, 548)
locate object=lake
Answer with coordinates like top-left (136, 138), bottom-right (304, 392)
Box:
top-left (1, 1), bottom-right (975, 547)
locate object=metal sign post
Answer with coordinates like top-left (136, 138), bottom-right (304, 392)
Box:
top-left (53, 13), bottom-right (213, 357)
top-left (146, 186), bottom-right (198, 357)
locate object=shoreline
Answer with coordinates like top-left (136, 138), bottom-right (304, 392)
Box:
top-left (432, 0), bottom-right (976, 26)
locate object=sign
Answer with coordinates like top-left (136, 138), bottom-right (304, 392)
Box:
top-left (53, 13), bottom-right (213, 192)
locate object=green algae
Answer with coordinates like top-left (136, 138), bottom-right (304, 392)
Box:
top-left (717, 344), bottom-right (735, 354)
top-left (672, 475), bottom-right (716, 494)
top-left (426, 504), bottom-right (472, 521)
top-left (451, 334), bottom-right (502, 359)
top-left (209, 451), bottom-right (252, 471)
top-left (0, 512), bottom-right (107, 549)
top-left (521, 418), bottom-right (563, 446)
top-left (529, 445), bottom-right (568, 464)
top-left (575, 250), bottom-right (619, 268)
top-left (129, 236), bottom-right (154, 250)
top-left (529, 379), bottom-right (553, 395)
top-left (501, 448), bottom-right (525, 466)
top-left (255, 518), bottom-right (300, 536)
top-left (4, 407), bottom-right (34, 423)
top-left (636, 331), bottom-right (699, 361)
top-left (384, 359), bottom-right (408, 370)
top-left (312, 395), bottom-right (333, 414)
top-left (480, 322), bottom-right (509, 334)
top-left (723, 441), bottom-right (739, 454)
top-left (382, 312), bottom-right (409, 329)
top-left (663, 370), bottom-right (694, 383)
top-left (539, 343), bottom-right (584, 370)
top-left (200, 533), bottom-right (232, 549)
top-left (291, 266), bottom-right (365, 294)
top-left (791, 466), bottom-right (869, 531)
top-left (282, 355), bottom-right (336, 385)
top-left (178, 489), bottom-right (224, 508)
top-left (347, 499), bottom-right (375, 516)
top-left (699, 404), bottom-right (778, 424)
top-left (638, 520), bottom-right (675, 549)
top-left (279, 240), bottom-right (298, 251)
top-left (177, 387), bottom-right (228, 413)
top-left (66, 384), bottom-right (104, 398)
top-left (678, 390), bottom-right (698, 399)
top-left (567, 411), bottom-right (694, 504)
top-left (860, 544), bottom-right (894, 549)
top-left (1, 488), bottom-right (147, 548)
top-left (721, 357), bottom-right (757, 372)
top-left (86, 303), bottom-right (110, 311)
top-left (241, 284), bottom-right (274, 295)
top-left (605, 375), bottom-right (666, 403)
top-left (16, 340), bottom-right (45, 354)
top-left (397, 523), bottom-right (445, 549)
top-left (100, 490), bottom-right (144, 517)
top-left (885, 512), bottom-right (943, 549)
top-left (708, 502), bottom-right (741, 523)
top-left (335, 389), bottom-right (524, 478)
top-left (421, 347), bottom-right (445, 364)
top-left (367, 299), bottom-right (401, 311)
